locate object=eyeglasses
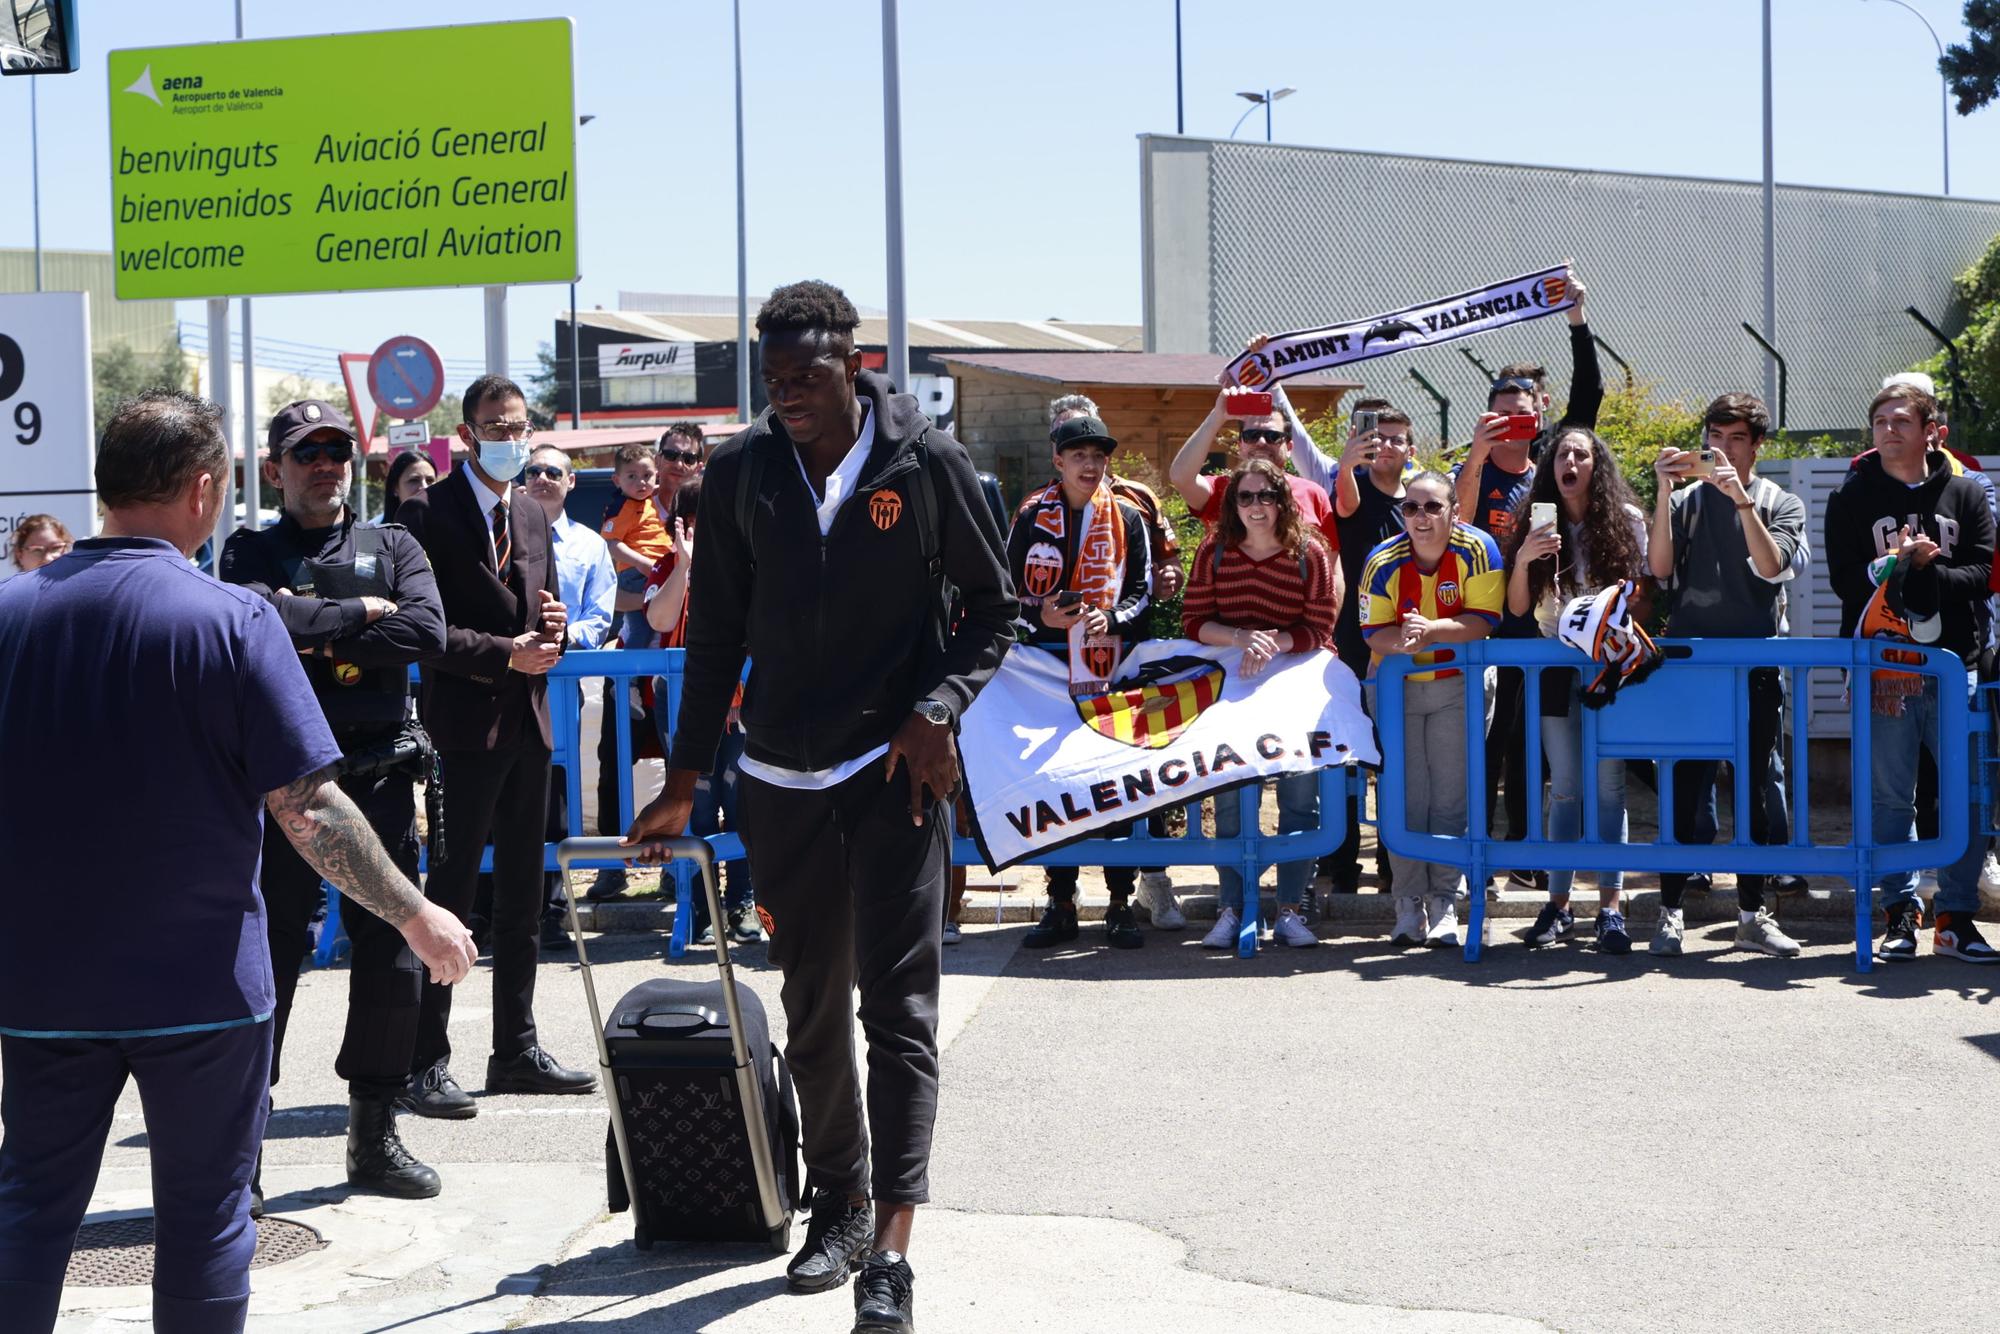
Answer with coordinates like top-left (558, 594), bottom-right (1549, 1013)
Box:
top-left (22, 542), bottom-right (69, 558)
top-left (286, 440), bottom-right (355, 466)
top-left (1239, 429), bottom-right (1287, 445)
top-left (658, 449), bottom-right (703, 465)
top-left (1399, 499), bottom-right (1449, 517)
top-left (1235, 490), bottom-right (1279, 509)
top-left (521, 464), bottom-right (567, 481)
top-left (469, 421), bottom-right (535, 443)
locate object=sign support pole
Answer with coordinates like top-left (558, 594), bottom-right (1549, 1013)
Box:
top-left (241, 299), bottom-right (260, 526)
top-left (207, 297), bottom-right (235, 547)
top-left (484, 286), bottom-right (509, 378)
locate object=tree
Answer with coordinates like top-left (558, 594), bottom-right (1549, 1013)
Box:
top-left (525, 342), bottom-right (563, 428)
top-left (1942, 0), bottom-right (2000, 115)
top-left (1910, 229), bottom-right (2000, 455)
top-left (92, 338), bottom-right (189, 433)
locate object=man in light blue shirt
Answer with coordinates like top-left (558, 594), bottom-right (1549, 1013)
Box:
top-left (524, 445), bottom-right (616, 651)
top-left (481, 445), bottom-right (617, 949)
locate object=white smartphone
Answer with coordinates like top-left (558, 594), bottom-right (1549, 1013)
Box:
top-left (1530, 501), bottom-right (1557, 530)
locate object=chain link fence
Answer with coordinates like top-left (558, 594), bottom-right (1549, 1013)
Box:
top-left (1148, 139), bottom-right (2000, 446)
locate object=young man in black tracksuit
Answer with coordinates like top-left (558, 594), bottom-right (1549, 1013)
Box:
top-left (625, 281), bottom-right (1016, 1333)
top-left (1825, 380), bottom-right (1998, 964)
top-left (1005, 413), bottom-right (1153, 948)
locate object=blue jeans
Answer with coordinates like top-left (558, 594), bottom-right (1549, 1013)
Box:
top-left (1212, 770), bottom-right (1319, 914)
top-left (1871, 677), bottom-right (1983, 914)
top-left (1542, 681), bottom-right (1627, 899)
top-left (652, 687), bottom-right (752, 919)
top-left (613, 568), bottom-right (652, 648)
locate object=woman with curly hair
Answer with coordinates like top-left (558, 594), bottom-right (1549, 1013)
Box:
top-left (9, 515), bottom-right (72, 572)
top-left (1182, 457), bottom-right (1340, 950)
top-left (1503, 426), bottom-right (1649, 954)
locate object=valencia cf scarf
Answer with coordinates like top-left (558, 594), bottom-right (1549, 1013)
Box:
top-left (1856, 552), bottom-right (1937, 716)
top-left (1557, 580), bottom-right (1664, 709)
top-left (1223, 263), bottom-right (1578, 389)
top-left (1018, 479), bottom-right (1128, 610)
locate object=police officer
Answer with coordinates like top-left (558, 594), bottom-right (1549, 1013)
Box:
top-left (221, 399), bottom-right (450, 1203)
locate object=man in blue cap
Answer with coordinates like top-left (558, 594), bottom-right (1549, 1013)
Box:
top-left (0, 391), bottom-right (475, 1334)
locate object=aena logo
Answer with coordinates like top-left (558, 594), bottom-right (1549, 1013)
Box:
top-left (123, 66), bottom-right (201, 105)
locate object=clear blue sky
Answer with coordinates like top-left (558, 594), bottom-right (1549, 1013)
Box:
top-left (3, 0), bottom-right (1996, 382)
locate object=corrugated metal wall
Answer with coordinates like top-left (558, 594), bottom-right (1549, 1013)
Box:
top-left (1144, 138), bottom-right (2000, 440)
top-left (0, 249), bottom-right (177, 354)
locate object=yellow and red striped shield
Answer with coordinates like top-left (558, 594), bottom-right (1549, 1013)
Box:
top-left (1074, 662), bottom-right (1225, 749)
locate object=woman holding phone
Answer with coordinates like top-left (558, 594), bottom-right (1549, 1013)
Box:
top-left (1358, 471), bottom-right (1505, 949)
top-left (1182, 458), bottom-right (1338, 949)
top-left (1503, 427), bottom-right (1650, 954)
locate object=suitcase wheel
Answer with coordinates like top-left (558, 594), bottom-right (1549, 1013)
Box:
top-left (634, 1226), bottom-right (654, 1252)
top-left (767, 1220), bottom-right (791, 1254)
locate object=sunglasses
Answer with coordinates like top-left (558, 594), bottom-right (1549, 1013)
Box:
top-left (285, 439), bottom-right (355, 466)
top-left (522, 464), bottom-right (567, 481)
top-left (658, 449), bottom-right (703, 465)
top-left (1239, 429), bottom-right (1287, 445)
top-left (1235, 490), bottom-right (1279, 509)
top-left (1399, 499), bottom-right (1449, 517)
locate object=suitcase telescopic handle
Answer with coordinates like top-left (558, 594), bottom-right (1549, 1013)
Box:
top-left (556, 836), bottom-right (786, 1232)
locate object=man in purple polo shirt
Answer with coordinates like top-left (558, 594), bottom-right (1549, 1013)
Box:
top-left (0, 391), bottom-right (475, 1334)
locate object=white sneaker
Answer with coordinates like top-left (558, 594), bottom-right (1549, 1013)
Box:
top-left (1980, 852), bottom-right (2000, 913)
top-left (1650, 907), bottom-right (1685, 956)
top-left (1272, 907), bottom-right (1318, 948)
top-left (942, 919), bottom-right (961, 946)
top-left (1138, 872), bottom-right (1187, 929)
top-left (1389, 897), bottom-right (1427, 947)
top-left (1201, 906), bottom-right (1240, 950)
top-left (1736, 908), bottom-right (1802, 957)
top-left (1423, 896), bottom-right (1460, 950)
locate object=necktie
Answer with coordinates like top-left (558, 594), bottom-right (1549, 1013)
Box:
top-left (491, 500), bottom-right (512, 578)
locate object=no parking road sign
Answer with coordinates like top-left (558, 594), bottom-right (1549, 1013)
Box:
top-left (367, 335), bottom-right (444, 421)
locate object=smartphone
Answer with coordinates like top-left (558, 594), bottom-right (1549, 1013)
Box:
top-left (1054, 589), bottom-right (1083, 609)
top-left (1226, 389), bottom-right (1274, 418)
top-left (1530, 501), bottom-right (1557, 530)
top-left (1688, 448), bottom-right (1718, 478)
top-left (1496, 413), bottom-right (1541, 443)
top-left (1352, 408), bottom-right (1379, 437)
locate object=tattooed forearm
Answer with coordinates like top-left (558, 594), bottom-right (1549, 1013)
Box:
top-left (265, 765), bottom-right (427, 927)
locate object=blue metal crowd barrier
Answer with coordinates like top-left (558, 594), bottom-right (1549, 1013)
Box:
top-left (1372, 639), bottom-right (1995, 971)
top-left (420, 648), bottom-right (1355, 960)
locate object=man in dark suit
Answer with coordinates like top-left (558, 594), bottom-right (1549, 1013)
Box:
top-left (395, 374), bottom-right (595, 1116)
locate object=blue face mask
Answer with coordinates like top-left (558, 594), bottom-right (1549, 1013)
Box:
top-left (476, 438), bottom-right (528, 482)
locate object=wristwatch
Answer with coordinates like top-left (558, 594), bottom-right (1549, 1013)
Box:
top-left (914, 698), bottom-right (953, 727)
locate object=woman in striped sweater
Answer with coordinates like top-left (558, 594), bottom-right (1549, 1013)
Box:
top-left (1181, 458), bottom-right (1341, 949)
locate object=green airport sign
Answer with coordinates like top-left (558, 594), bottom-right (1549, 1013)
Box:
top-left (107, 19), bottom-right (577, 300)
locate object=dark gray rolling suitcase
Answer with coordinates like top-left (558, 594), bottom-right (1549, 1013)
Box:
top-left (558, 836), bottom-right (800, 1253)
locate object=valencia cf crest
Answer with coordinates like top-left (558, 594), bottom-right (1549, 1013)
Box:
top-left (1074, 657), bottom-right (1227, 750)
top-left (333, 661), bottom-right (362, 686)
top-left (1436, 579), bottom-right (1461, 608)
top-left (868, 489), bottom-right (903, 530)
top-left (1022, 543), bottom-right (1064, 600)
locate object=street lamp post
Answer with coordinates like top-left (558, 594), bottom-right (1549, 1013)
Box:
top-left (1860, 0), bottom-right (1950, 195)
top-left (1231, 87), bottom-right (1295, 141)
top-left (570, 113), bottom-right (595, 430)
top-left (735, 0), bottom-right (752, 423)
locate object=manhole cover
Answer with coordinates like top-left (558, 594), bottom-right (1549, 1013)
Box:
top-left (65, 1216), bottom-right (326, 1287)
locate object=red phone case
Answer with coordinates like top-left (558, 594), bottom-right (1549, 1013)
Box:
top-left (1228, 390), bottom-right (1274, 417)
top-left (1498, 414), bottom-right (1541, 442)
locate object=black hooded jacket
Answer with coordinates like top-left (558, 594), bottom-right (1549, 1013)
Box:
top-left (667, 370), bottom-right (1018, 775)
top-left (1824, 447), bottom-right (1994, 663)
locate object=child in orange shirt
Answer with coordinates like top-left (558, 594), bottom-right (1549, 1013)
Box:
top-left (601, 444), bottom-right (673, 647)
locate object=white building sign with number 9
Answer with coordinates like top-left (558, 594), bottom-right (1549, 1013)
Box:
top-left (0, 293), bottom-right (95, 581)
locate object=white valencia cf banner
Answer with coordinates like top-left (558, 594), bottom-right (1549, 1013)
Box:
top-left (960, 641), bottom-right (1380, 870)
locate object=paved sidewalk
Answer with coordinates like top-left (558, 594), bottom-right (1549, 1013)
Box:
top-left (44, 894), bottom-right (2000, 1333)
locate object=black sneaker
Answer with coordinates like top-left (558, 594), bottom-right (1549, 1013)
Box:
top-left (1770, 874), bottom-right (1810, 895)
top-left (852, 1250), bottom-right (915, 1333)
top-left (1104, 902), bottom-right (1145, 949)
top-left (398, 1060), bottom-right (477, 1120)
top-left (1880, 900), bottom-right (1921, 962)
top-left (1524, 902), bottom-right (1574, 949)
top-left (584, 867), bottom-right (629, 902)
top-left (1933, 912), bottom-right (2000, 963)
top-left (788, 1190), bottom-right (873, 1294)
top-left (539, 917), bottom-right (573, 952)
top-left (727, 906), bottom-right (764, 944)
top-left (1022, 901), bottom-right (1079, 948)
